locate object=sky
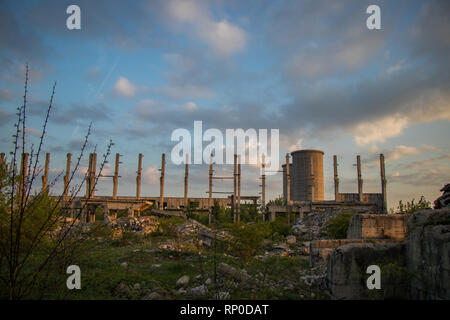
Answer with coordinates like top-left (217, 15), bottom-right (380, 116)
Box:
top-left (0, 0), bottom-right (449, 210)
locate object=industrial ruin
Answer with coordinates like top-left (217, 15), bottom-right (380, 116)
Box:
top-left (269, 150), bottom-right (387, 221)
top-left (1, 148), bottom-right (387, 224)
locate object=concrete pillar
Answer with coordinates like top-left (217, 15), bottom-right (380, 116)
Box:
top-left (237, 156), bottom-right (241, 223)
top-left (208, 154), bottom-right (213, 224)
top-left (159, 153), bottom-right (165, 210)
top-left (41, 152), bottom-right (50, 193)
top-left (233, 154), bottom-right (237, 223)
top-left (333, 155), bottom-right (339, 201)
top-left (270, 210), bottom-right (276, 222)
top-left (285, 153), bottom-right (291, 205)
top-left (113, 153), bottom-right (120, 199)
top-left (19, 153), bottom-right (29, 199)
top-left (64, 153), bottom-right (71, 201)
top-left (357, 155), bottom-right (363, 202)
top-left (136, 153), bottom-right (142, 200)
top-left (85, 153), bottom-right (92, 198)
top-left (90, 153), bottom-right (97, 198)
top-left (261, 155), bottom-right (266, 221)
top-left (184, 153), bottom-right (189, 209)
top-left (380, 154), bottom-right (387, 213)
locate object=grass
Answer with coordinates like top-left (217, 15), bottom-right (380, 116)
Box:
top-left (1, 216), bottom-right (326, 300)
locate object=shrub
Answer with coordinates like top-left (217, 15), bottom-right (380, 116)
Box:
top-left (389, 196), bottom-right (431, 214)
top-left (229, 223), bottom-right (271, 263)
top-left (324, 211), bottom-right (355, 239)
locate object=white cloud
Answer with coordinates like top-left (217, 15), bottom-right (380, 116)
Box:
top-left (387, 60), bottom-right (405, 74)
top-left (288, 139), bottom-right (303, 152)
top-left (353, 115), bottom-right (409, 146)
top-left (199, 20), bottom-right (246, 56)
top-left (113, 77), bottom-right (137, 97)
top-left (166, 0), bottom-right (246, 56)
top-left (386, 145), bottom-right (421, 162)
top-left (143, 165), bottom-right (159, 185)
top-left (157, 84), bottom-right (215, 99)
top-left (183, 101), bottom-right (198, 111)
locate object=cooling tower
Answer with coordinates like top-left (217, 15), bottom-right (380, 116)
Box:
top-left (286, 150), bottom-right (324, 202)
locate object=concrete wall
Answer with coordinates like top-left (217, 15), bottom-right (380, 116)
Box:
top-left (310, 239), bottom-right (404, 267)
top-left (406, 208), bottom-right (450, 299)
top-left (326, 209), bottom-right (450, 300)
top-left (326, 242), bottom-right (408, 299)
top-left (347, 214), bottom-right (409, 240)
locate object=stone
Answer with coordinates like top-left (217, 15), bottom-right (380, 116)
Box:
top-left (152, 264), bottom-right (161, 268)
top-left (120, 262), bottom-right (128, 268)
top-left (176, 275), bottom-right (190, 286)
top-left (407, 208), bottom-right (450, 299)
top-left (326, 242), bottom-right (407, 299)
top-left (213, 291), bottom-right (230, 300)
top-left (189, 285), bottom-right (207, 297)
top-left (205, 278), bottom-right (212, 285)
top-left (286, 235), bottom-right (296, 244)
top-left (115, 282), bottom-right (129, 296)
top-left (142, 292), bottom-right (162, 300)
top-left (133, 283), bottom-right (141, 290)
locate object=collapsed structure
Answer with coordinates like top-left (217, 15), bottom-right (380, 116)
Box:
top-left (1, 148), bottom-right (387, 224)
top-left (268, 150), bottom-right (387, 221)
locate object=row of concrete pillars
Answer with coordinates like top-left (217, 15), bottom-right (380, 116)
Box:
top-left (333, 154), bottom-right (387, 212)
top-left (208, 154), bottom-right (242, 223)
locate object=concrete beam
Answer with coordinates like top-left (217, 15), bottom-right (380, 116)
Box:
top-left (285, 153), bottom-right (291, 204)
top-left (333, 155), bottom-right (339, 201)
top-left (380, 154), bottom-right (387, 213)
top-left (237, 156), bottom-right (241, 223)
top-left (136, 153), bottom-right (142, 200)
top-left (159, 153), bottom-right (165, 209)
top-left (113, 153), bottom-right (119, 199)
top-left (184, 153), bottom-right (189, 208)
top-left (41, 152), bottom-right (50, 193)
top-left (64, 153), bottom-right (71, 201)
top-left (357, 155), bottom-right (363, 201)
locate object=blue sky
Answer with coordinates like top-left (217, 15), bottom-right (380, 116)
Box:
top-left (1, 0), bottom-right (449, 209)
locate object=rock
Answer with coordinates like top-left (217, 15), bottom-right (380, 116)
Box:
top-left (133, 283), bottom-right (141, 290)
top-left (174, 288), bottom-right (186, 296)
top-left (407, 208), bottom-right (450, 299)
top-left (142, 292), bottom-right (162, 300)
top-left (205, 278), bottom-right (212, 285)
top-left (217, 263), bottom-right (253, 285)
top-left (120, 262), bottom-right (128, 268)
top-left (189, 285), bottom-right (207, 297)
top-left (115, 282), bottom-right (129, 296)
top-left (292, 210), bottom-right (341, 240)
top-left (176, 275), bottom-right (190, 286)
top-left (213, 291), bottom-right (230, 300)
top-left (434, 184), bottom-right (450, 209)
top-left (326, 242), bottom-right (407, 300)
top-left (152, 264), bottom-right (161, 268)
top-left (286, 235), bottom-right (296, 245)
top-left (274, 243), bottom-right (288, 250)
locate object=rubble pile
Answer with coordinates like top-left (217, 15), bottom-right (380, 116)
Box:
top-left (434, 184), bottom-right (450, 209)
top-left (108, 216), bottom-right (160, 236)
top-left (292, 210), bottom-right (341, 240)
top-left (176, 219), bottom-right (232, 244)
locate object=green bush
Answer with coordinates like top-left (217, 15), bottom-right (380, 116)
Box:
top-left (324, 211), bottom-right (355, 239)
top-left (154, 216), bottom-right (184, 237)
top-left (389, 196), bottom-right (431, 214)
top-left (229, 222), bottom-right (271, 262)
